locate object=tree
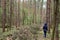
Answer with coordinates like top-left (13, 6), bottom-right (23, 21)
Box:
top-left (54, 0), bottom-right (59, 40)
top-left (33, 0), bottom-right (36, 24)
top-left (0, 0), bottom-right (1, 7)
top-left (40, 0), bottom-right (43, 27)
top-left (46, 0), bottom-right (51, 33)
top-left (9, 0), bottom-right (13, 30)
top-left (51, 0), bottom-right (59, 40)
top-left (29, 0), bottom-right (31, 25)
top-left (1, 0), bottom-right (6, 32)
top-left (22, 0), bottom-right (25, 25)
top-left (17, 0), bottom-right (20, 27)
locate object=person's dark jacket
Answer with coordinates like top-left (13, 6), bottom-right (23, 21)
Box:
top-left (43, 23), bottom-right (48, 31)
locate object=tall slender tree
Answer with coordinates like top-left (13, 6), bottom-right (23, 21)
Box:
top-left (27, 1), bottom-right (29, 25)
top-left (55, 0), bottom-right (59, 40)
top-left (14, 0), bottom-right (18, 28)
top-left (51, 0), bottom-right (59, 40)
top-left (17, 0), bottom-right (20, 27)
top-left (16, 0), bottom-right (18, 28)
top-left (33, 0), bottom-right (36, 24)
top-left (2, 0), bottom-right (6, 32)
top-left (22, 0), bottom-right (25, 25)
top-left (40, 0), bottom-right (43, 27)
top-left (9, 0), bottom-right (13, 29)
top-left (0, 0), bottom-right (1, 7)
top-left (46, 0), bottom-right (51, 33)
top-left (29, 0), bottom-right (32, 25)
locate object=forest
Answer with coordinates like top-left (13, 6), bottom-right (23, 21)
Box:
top-left (0, 0), bottom-right (60, 40)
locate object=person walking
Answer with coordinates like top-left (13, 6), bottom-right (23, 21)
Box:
top-left (43, 23), bottom-right (48, 38)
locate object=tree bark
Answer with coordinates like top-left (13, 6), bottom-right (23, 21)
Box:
top-left (9, 0), bottom-right (13, 30)
top-left (17, 0), bottom-right (20, 27)
top-left (55, 0), bottom-right (59, 40)
top-left (46, 0), bottom-right (51, 33)
top-left (2, 0), bottom-right (6, 32)
top-left (51, 0), bottom-right (59, 40)
top-left (33, 0), bottom-right (36, 24)
top-left (22, 0), bottom-right (25, 25)
top-left (40, 0), bottom-right (43, 27)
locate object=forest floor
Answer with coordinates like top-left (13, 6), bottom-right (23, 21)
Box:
top-left (37, 31), bottom-right (51, 40)
top-left (0, 25), bottom-right (60, 40)
top-left (38, 31), bottom-right (60, 40)
top-left (0, 28), bottom-right (51, 40)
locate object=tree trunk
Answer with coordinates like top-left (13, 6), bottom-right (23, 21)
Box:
top-left (22, 0), bottom-right (25, 25)
top-left (0, 0), bottom-right (1, 7)
top-left (33, 0), bottom-right (36, 24)
top-left (55, 0), bottom-right (59, 40)
top-left (51, 0), bottom-right (59, 40)
top-left (46, 0), bottom-right (51, 33)
top-left (9, 0), bottom-right (13, 30)
top-left (40, 0), bottom-right (43, 27)
top-left (17, 0), bottom-right (20, 27)
top-left (2, 0), bottom-right (6, 32)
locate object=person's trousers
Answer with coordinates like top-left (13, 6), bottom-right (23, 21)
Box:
top-left (44, 31), bottom-right (46, 38)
